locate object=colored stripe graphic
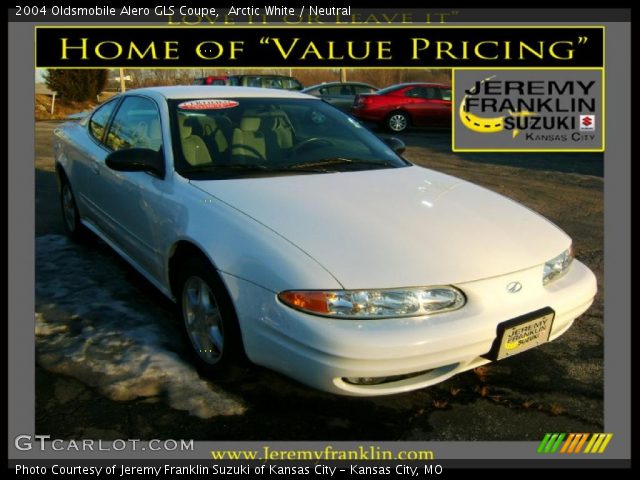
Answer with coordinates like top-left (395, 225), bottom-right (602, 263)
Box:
top-left (537, 433), bottom-right (565, 453)
top-left (538, 433), bottom-right (613, 454)
top-left (574, 433), bottom-right (590, 453)
top-left (560, 433), bottom-right (576, 453)
top-left (537, 433), bottom-right (552, 453)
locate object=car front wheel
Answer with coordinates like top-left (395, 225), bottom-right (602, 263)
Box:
top-left (386, 111), bottom-right (409, 133)
top-left (177, 258), bottom-right (245, 378)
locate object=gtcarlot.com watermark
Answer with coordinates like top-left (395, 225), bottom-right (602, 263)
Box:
top-left (14, 435), bottom-right (194, 452)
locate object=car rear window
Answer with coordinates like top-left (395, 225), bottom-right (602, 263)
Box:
top-left (375, 85), bottom-right (405, 95)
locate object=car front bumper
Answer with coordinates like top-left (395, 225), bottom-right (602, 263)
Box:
top-left (221, 260), bottom-right (597, 396)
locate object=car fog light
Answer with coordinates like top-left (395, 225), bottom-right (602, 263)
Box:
top-left (344, 377), bottom-right (387, 385)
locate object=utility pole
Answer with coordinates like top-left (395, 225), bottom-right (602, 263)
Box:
top-left (119, 68), bottom-right (126, 92)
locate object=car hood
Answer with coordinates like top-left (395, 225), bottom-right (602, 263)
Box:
top-left (192, 166), bottom-right (570, 288)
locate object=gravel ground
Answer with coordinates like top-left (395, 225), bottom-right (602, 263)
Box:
top-left (34, 121), bottom-right (603, 440)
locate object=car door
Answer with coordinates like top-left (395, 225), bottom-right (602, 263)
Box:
top-left (71, 97), bottom-right (121, 225)
top-left (351, 84), bottom-right (377, 113)
top-left (405, 86), bottom-right (451, 126)
top-left (433, 87), bottom-right (452, 126)
top-left (321, 85), bottom-right (354, 112)
top-left (93, 95), bottom-right (170, 280)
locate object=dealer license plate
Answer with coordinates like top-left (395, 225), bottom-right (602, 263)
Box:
top-left (490, 308), bottom-right (555, 361)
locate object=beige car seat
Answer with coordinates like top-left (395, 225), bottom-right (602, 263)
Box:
top-left (271, 114), bottom-right (294, 150)
top-left (194, 116), bottom-right (230, 159)
top-left (231, 117), bottom-right (266, 161)
top-left (179, 115), bottom-right (212, 166)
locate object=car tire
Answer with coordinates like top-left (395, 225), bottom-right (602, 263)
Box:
top-left (177, 257), bottom-right (246, 380)
top-left (386, 111), bottom-right (410, 133)
top-left (59, 175), bottom-right (90, 242)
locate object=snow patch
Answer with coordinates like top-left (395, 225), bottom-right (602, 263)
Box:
top-left (35, 235), bottom-right (245, 419)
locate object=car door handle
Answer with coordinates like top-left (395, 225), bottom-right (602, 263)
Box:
top-left (91, 163), bottom-right (100, 175)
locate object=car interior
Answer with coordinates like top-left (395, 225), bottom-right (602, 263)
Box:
top-left (178, 115), bottom-right (213, 165)
top-left (177, 108), bottom-right (296, 166)
top-left (107, 111), bottom-right (163, 153)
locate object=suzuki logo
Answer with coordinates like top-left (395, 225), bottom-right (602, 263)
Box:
top-left (506, 281), bottom-right (523, 293)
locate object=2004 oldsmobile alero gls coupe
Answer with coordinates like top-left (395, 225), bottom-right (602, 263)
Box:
top-left (54, 86), bottom-right (597, 396)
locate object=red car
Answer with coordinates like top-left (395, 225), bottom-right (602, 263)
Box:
top-left (193, 75), bottom-right (229, 86)
top-left (352, 83), bottom-right (451, 133)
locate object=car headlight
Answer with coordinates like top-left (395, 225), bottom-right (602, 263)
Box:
top-left (278, 286), bottom-right (465, 319)
top-left (543, 246), bottom-right (574, 285)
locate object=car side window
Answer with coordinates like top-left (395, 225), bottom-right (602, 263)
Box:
top-left (420, 87), bottom-right (442, 99)
top-left (89, 99), bottom-right (118, 143)
top-left (404, 87), bottom-right (423, 98)
top-left (323, 85), bottom-right (350, 95)
top-left (440, 89), bottom-right (452, 101)
top-left (264, 77), bottom-right (283, 89)
top-left (105, 96), bottom-right (163, 152)
top-left (353, 85), bottom-right (375, 94)
top-left (284, 78), bottom-right (302, 90)
top-left (406, 87), bottom-right (444, 100)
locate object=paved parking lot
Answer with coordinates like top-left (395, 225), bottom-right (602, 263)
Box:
top-left (35, 121), bottom-right (603, 440)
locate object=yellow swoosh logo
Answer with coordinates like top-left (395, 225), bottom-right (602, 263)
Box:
top-left (459, 76), bottom-right (537, 138)
top-left (505, 341), bottom-right (520, 350)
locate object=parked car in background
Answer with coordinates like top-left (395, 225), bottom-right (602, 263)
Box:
top-left (193, 76), bottom-right (229, 86)
top-left (229, 75), bottom-right (303, 90)
top-left (194, 75), bottom-right (303, 91)
top-left (53, 86), bottom-right (596, 396)
top-left (352, 82), bottom-right (452, 132)
top-left (301, 82), bottom-right (378, 112)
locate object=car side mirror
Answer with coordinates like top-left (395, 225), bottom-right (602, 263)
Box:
top-left (384, 137), bottom-right (406, 155)
top-left (106, 148), bottom-right (165, 178)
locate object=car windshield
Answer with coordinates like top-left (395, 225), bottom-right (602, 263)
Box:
top-left (169, 98), bottom-right (409, 179)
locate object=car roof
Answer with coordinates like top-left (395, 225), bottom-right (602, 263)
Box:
top-left (302, 81), bottom-right (377, 90)
top-left (124, 86), bottom-right (312, 100)
top-left (389, 82), bottom-right (451, 88)
top-left (231, 74), bottom-right (297, 78)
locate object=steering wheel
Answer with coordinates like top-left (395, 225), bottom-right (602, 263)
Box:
top-left (292, 138), bottom-right (334, 154)
top-left (230, 144), bottom-right (267, 163)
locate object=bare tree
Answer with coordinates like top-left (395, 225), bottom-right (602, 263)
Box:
top-left (123, 68), bottom-right (451, 90)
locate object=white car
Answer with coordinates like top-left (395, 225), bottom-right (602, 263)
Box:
top-left (53, 86), bottom-right (597, 396)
